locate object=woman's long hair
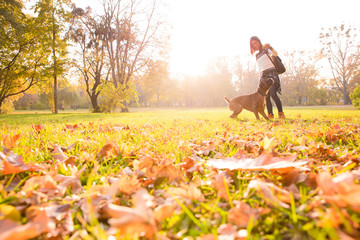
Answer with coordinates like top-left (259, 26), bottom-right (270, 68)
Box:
top-left (250, 36), bottom-right (262, 55)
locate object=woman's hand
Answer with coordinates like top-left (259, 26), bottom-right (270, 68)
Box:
top-left (264, 43), bottom-right (271, 49)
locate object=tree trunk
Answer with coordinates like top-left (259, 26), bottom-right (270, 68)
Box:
top-left (121, 101), bottom-right (129, 112)
top-left (54, 74), bottom-right (58, 113)
top-left (90, 95), bottom-right (102, 113)
top-left (344, 92), bottom-right (352, 105)
top-left (52, 10), bottom-right (58, 114)
top-left (157, 93), bottom-right (160, 107)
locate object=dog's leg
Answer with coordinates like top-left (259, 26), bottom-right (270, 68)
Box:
top-left (229, 103), bottom-right (242, 118)
top-left (230, 107), bottom-right (242, 118)
top-left (230, 110), bottom-right (242, 118)
top-left (254, 112), bottom-right (260, 120)
top-left (259, 110), bottom-right (269, 120)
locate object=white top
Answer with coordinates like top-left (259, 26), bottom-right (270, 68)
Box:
top-left (256, 49), bottom-right (275, 72)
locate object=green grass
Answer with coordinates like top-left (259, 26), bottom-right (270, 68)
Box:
top-left (0, 106), bottom-right (360, 239)
top-left (4, 105), bottom-right (359, 125)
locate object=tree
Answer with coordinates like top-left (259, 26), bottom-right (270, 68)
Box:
top-left (34, 0), bottom-right (70, 113)
top-left (281, 51), bottom-right (321, 105)
top-left (101, 0), bottom-right (164, 112)
top-left (0, 0), bottom-right (25, 33)
top-left (70, 6), bottom-right (108, 112)
top-left (139, 60), bottom-right (169, 107)
top-left (0, 1), bottom-right (46, 113)
top-left (203, 57), bottom-right (236, 106)
top-left (319, 24), bottom-right (360, 105)
top-left (350, 84), bottom-right (360, 109)
top-left (233, 56), bottom-right (258, 95)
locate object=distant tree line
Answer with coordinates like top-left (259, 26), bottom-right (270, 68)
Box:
top-left (1, 0), bottom-right (360, 113)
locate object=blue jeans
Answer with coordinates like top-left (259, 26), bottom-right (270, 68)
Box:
top-left (260, 69), bottom-right (283, 114)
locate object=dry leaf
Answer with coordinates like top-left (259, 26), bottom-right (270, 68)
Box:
top-left (227, 202), bottom-right (259, 227)
top-left (154, 203), bottom-right (176, 222)
top-left (32, 124), bottom-right (44, 133)
top-left (0, 148), bottom-right (43, 175)
top-left (211, 172), bottom-right (230, 200)
top-left (97, 143), bottom-right (113, 159)
top-left (244, 180), bottom-right (290, 208)
top-left (105, 188), bottom-right (157, 239)
top-left (217, 224), bottom-right (238, 238)
top-left (2, 134), bottom-right (21, 149)
top-left (262, 136), bottom-right (279, 152)
top-left (166, 183), bottom-right (205, 202)
top-left (55, 174), bottom-right (83, 195)
top-left (112, 174), bottom-right (141, 195)
top-left (52, 144), bottom-right (69, 162)
top-left (0, 219), bottom-right (41, 240)
top-left (317, 172), bottom-right (360, 212)
top-left (207, 153), bottom-right (306, 173)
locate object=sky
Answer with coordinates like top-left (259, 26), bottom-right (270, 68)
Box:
top-left (167, 0), bottom-right (360, 76)
top-left (72, 0), bottom-right (360, 77)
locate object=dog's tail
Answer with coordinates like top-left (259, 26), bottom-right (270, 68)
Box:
top-left (224, 97), bottom-right (230, 104)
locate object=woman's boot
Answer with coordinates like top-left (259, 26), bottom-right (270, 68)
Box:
top-left (278, 112), bottom-right (286, 119)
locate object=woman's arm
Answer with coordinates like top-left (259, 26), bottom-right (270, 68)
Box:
top-left (263, 43), bottom-right (278, 56)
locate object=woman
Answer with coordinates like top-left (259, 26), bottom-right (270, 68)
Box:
top-left (250, 36), bottom-right (285, 119)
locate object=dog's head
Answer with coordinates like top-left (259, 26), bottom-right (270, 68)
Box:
top-left (259, 78), bottom-right (274, 92)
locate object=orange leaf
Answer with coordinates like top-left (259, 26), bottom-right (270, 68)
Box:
top-left (113, 174), bottom-right (141, 195)
top-left (0, 219), bottom-right (41, 240)
top-left (227, 202), bottom-right (259, 227)
top-left (97, 143), bottom-right (113, 159)
top-left (154, 203), bottom-right (176, 222)
top-left (32, 124), bottom-right (44, 133)
top-left (316, 172), bottom-right (336, 195)
top-left (212, 173), bottom-right (230, 200)
top-left (316, 171), bottom-right (360, 213)
top-left (1, 149), bottom-right (42, 175)
top-left (3, 160), bottom-right (25, 174)
top-left (104, 188), bottom-right (156, 239)
top-left (166, 183), bottom-right (205, 201)
top-left (2, 134), bottom-right (21, 149)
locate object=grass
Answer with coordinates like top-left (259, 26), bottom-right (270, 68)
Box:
top-left (0, 106), bottom-right (360, 239)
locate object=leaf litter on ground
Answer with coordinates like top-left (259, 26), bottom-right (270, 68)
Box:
top-left (0, 111), bottom-right (360, 239)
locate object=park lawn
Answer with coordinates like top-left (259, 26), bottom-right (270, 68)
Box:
top-left (0, 106), bottom-right (360, 239)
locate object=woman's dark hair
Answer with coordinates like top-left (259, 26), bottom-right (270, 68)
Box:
top-left (250, 36), bottom-right (262, 55)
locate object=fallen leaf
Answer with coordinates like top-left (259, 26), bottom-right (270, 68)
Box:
top-left (52, 144), bottom-right (69, 162)
top-left (316, 172), bottom-right (336, 195)
top-left (217, 224), bottom-right (238, 238)
top-left (211, 172), bottom-right (230, 200)
top-left (104, 188), bottom-right (157, 239)
top-left (207, 153), bottom-right (306, 173)
top-left (227, 202), bottom-right (259, 227)
top-left (0, 148), bottom-right (43, 174)
top-left (55, 174), bottom-right (83, 195)
top-left (244, 180), bottom-right (290, 208)
top-left (262, 136), bottom-right (279, 152)
top-left (32, 124), bottom-right (44, 133)
top-left (316, 172), bottom-right (360, 212)
top-left (154, 203), bottom-right (176, 222)
top-left (2, 134), bottom-right (21, 149)
top-left (97, 143), bottom-right (113, 159)
top-left (112, 174), bottom-right (141, 195)
top-left (166, 183), bottom-right (205, 202)
top-left (0, 219), bottom-right (40, 240)
top-left (0, 205), bottom-right (57, 240)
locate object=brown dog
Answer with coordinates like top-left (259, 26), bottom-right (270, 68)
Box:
top-left (224, 78), bottom-right (274, 120)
